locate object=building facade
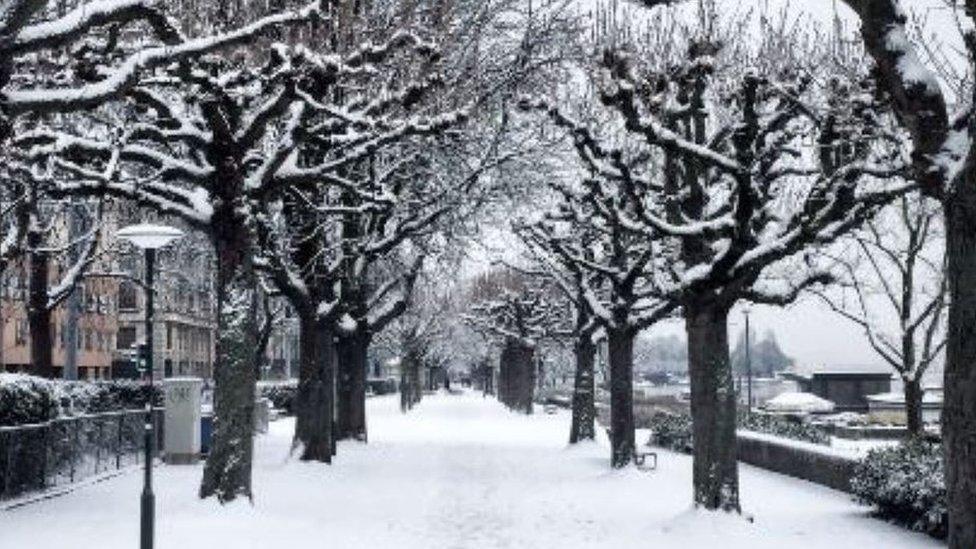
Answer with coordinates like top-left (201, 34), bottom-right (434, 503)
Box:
top-left (111, 219), bottom-right (216, 381)
top-left (262, 303), bottom-right (300, 380)
top-left (0, 202), bottom-right (217, 380)
top-left (0, 202), bottom-right (119, 379)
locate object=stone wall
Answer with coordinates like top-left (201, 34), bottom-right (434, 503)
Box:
top-left (736, 431), bottom-right (858, 492)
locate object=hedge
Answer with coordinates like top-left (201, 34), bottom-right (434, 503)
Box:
top-left (851, 441), bottom-right (946, 539)
top-left (646, 411), bottom-right (694, 453)
top-left (739, 411), bottom-right (831, 445)
top-left (0, 374), bottom-right (162, 427)
top-left (645, 410), bottom-right (830, 453)
top-left (257, 380), bottom-right (297, 415)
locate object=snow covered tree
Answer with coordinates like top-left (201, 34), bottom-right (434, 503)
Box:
top-left (814, 195), bottom-right (946, 437)
top-left (520, 9), bottom-right (909, 508)
top-left (730, 328), bottom-right (793, 378)
top-left (12, 0), bottom-right (335, 503)
top-left (373, 270), bottom-right (455, 413)
top-left (515, 177), bottom-right (676, 463)
top-left (23, 196), bottom-right (102, 378)
top-left (0, 0), bottom-right (316, 148)
top-left (833, 3), bottom-right (976, 544)
top-left (247, 30), bottom-right (465, 451)
top-left (463, 269), bottom-right (565, 414)
top-left (514, 224), bottom-right (604, 443)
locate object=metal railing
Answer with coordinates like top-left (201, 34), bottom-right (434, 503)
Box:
top-left (0, 409), bottom-right (163, 502)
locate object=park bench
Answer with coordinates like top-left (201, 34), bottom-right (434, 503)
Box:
top-left (634, 448), bottom-right (657, 471)
top-left (604, 428), bottom-right (657, 471)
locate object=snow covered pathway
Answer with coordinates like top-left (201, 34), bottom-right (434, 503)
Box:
top-left (0, 391), bottom-right (941, 548)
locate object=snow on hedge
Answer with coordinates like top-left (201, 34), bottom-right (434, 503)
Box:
top-left (0, 373), bottom-right (160, 427)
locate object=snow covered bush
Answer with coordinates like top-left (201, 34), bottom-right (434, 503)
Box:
top-left (59, 380), bottom-right (161, 416)
top-left (739, 412), bottom-right (831, 445)
top-left (646, 410), bottom-right (830, 453)
top-left (0, 374), bottom-right (59, 426)
top-left (257, 381), bottom-right (297, 415)
top-left (0, 374), bottom-right (161, 427)
top-left (647, 411), bottom-right (694, 454)
top-left (851, 441), bottom-right (947, 539)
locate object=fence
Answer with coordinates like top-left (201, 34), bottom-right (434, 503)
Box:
top-left (0, 409), bottom-right (164, 502)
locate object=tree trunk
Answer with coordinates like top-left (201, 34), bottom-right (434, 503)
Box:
top-left (942, 189), bottom-right (976, 548)
top-left (499, 341), bottom-right (513, 408)
top-left (903, 377), bottom-right (924, 438)
top-left (400, 369), bottom-right (410, 412)
top-left (569, 333), bottom-right (596, 444)
top-left (294, 311), bottom-right (335, 461)
top-left (336, 328), bottom-right (368, 441)
top-left (519, 343), bottom-right (535, 414)
top-left (685, 302), bottom-right (739, 512)
top-left (27, 242), bottom-right (53, 378)
top-left (485, 365), bottom-right (493, 396)
top-left (400, 347), bottom-right (421, 412)
top-left (200, 256), bottom-right (257, 503)
top-left (498, 338), bottom-right (534, 413)
top-left (409, 356), bottom-right (422, 405)
top-left (0, 265), bottom-right (4, 370)
top-left (607, 327), bottom-right (635, 468)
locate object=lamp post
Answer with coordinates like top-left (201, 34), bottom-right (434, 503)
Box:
top-left (743, 307), bottom-right (752, 416)
top-left (116, 224), bottom-right (183, 549)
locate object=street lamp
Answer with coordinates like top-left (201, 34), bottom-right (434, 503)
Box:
top-left (743, 306), bottom-right (753, 416)
top-left (116, 223), bottom-right (183, 549)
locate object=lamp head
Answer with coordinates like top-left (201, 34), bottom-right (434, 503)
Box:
top-left (116, 224), bottom-right (184, 250)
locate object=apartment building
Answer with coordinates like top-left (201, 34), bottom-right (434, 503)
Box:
top-left (262, 300), bottom-right (300, 380)
top-left (0, 202), bottom-right (119, 379)
top-left (0, 202), bottom-right (217, 380)
top-left (111, 216), bottom-right (216, 381)
top-left (0, 274), bottom-right (120, 379)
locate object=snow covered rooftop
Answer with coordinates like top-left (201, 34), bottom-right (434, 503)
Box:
top-left (764, 392), bottom-right (836, 413)
top-left (866, 391), bottom-right (944, 405)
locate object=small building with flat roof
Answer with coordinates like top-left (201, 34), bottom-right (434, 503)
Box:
top-left (783, 366), bottom-right (892, 412)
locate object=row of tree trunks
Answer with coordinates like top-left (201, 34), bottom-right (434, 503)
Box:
top-left (294, 312), bottom-right (336, 461)
top-left (569, 333), bottom-right (596, 444)
top-left (606, 327), bottom-right (635, 468)
top-left (685, 301), bottom-right (739, 512)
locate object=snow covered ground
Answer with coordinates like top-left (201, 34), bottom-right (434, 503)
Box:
top-left (0, 391), bottom-right (941, 548)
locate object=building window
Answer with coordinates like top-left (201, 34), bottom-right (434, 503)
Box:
top-left (118, 281), bottom-right (138, 311)
top-left (14, 320), bottom-right (27, 346)
top-left (117, 327), bottom-right (136, 350)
